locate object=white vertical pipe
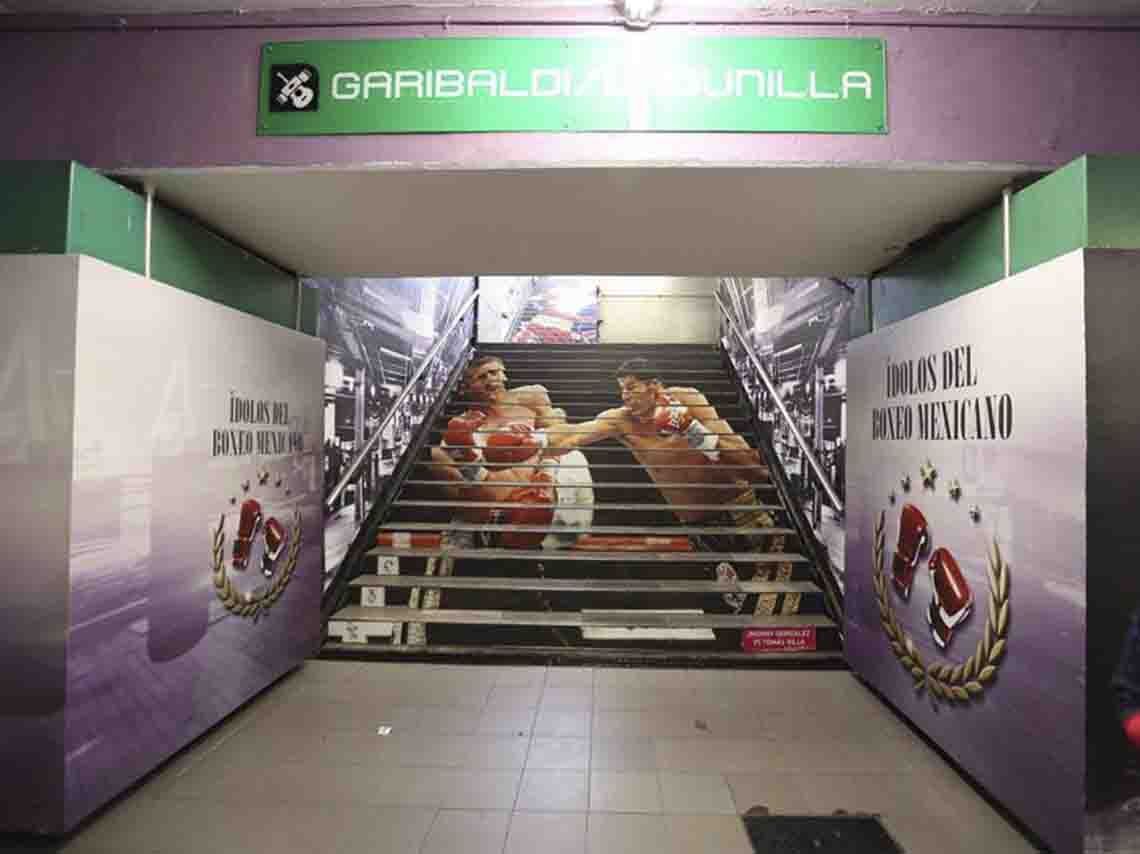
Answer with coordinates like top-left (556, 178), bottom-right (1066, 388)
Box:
top-left (1002, 186), bottom-right (1012, 279)
top-left (144, 183), bottom-right (155, 279)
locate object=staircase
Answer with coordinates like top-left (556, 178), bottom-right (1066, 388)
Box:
top-left (323, 343), bottom-right (843, 665)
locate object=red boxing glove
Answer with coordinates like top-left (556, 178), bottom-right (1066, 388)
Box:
top-left (891, 503), bottom-right (929, 600)
top-left (232, 498), bottom-right (263, 571)
top-left (1125, 713), bottom-right (1140, 749)
top-left (485, 422), bottom-right (548, 465)
top-left (926, 548), bottom-right (973, 650)
top-left (444, 410), bottom-right (487, 450)
top-left (500, 470), bottom-right (555, 548)
top-left (653, 396), bottom-right (719, 460)
top-left (442, 410), bottom-right (489, 481)
top-left (652, 397), bottom-right (694, 434)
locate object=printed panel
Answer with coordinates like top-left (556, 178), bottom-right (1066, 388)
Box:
top-left (64, 256), bottom-right (325, 828)
top-left (846, 250), bottom-right (1087, 854)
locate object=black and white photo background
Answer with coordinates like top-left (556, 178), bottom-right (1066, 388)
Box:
top-left (304, 277), bottom-right (474, 581)
top-left (720, 277), bottom-right (861, 577)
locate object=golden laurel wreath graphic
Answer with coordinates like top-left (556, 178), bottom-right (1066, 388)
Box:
top-left (872, 510), bottom-right (1010, 704)
top-left (211, 509), bottom-right (302, 622)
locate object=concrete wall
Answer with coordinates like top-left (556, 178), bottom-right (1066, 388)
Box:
top-left (598, 277), bottom-right (718, 344)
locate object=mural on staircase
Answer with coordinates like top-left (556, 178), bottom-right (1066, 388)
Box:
top-left (305, 277), bottom-right (474, 584)
top-left (719, 277), bottom-right (860, 578)
top-left (358, 342), bottom-right (831, 654)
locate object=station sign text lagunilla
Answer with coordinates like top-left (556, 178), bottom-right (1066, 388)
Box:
top-left (258, 37), bottom-right (886, 135)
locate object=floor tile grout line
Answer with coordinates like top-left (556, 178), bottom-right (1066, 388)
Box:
top-left (500, 665), bottom-right (548, 854)
top-left (586, 665), bottom-right (596, 823)
top-left (416, 806), bottom-right (444, 854)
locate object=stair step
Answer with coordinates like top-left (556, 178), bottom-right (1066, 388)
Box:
top-left (332, 605), bottom-right (834, 629)
top-left (365, 547), bottom-right (807, 563)
top-left (481, 355), bottom-right (725, 363)
top-left (501, 369), bottom-right (727, 376)
top-left (321, 642), bottom-right (846, 664)
top-left (376, 523), bottom-right (795, 536)
top-left (392, 500), bottom-right (784, 512)
top-left (449, 394), bottom-right (740, 403)
top-left (421, 445), bottom-right (757, 457)
top-left (478, 344), bottom-right (716, 350)
top-left (434, 412), bottom-right (747, 422)
top-left (481, 350), bottom-right (720, 356)
top-left (427, 431), bottom-right (755, 441)
top-left (412, 462), bottom-right (767, 471)
top-left (350, 575), bottom-right (821, 594)
top-left (400, 480), bottom-right (776, 491)
top-left (478, 381), bottom-right (738, 390)
top-left (580, 610), bottom-right (716, 641)
top-left (439, 409), bottom-right (748, 418)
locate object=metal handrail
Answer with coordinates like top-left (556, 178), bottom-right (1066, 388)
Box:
top-left (325, 288), bottom-right (478, 513)
top-left (714, 291), bottom-right (844, 516)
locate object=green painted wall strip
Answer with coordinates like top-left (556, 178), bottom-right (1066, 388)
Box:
top-left (0, 161), bottom-right (72, 254)
top-left (66, 163), bottom-right (147, 275)
top-left (1, 160), bottom-right (304, 335)
top-left (299, 282), bottom-right (320, 336)
top-left (865, 154), bottom-right (1140, 336)
top-left (150, 204), bottom-right (299, 331)
top-left (1087, 156), bottom-right (1140, 251)
top-left (1010, 158), bottom-right (1087, 275)
top-left (870, 205), bottom-right (1004, 331)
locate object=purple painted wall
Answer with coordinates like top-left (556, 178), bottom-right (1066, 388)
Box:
top-left (1, 13), bottom-right (1139, 171)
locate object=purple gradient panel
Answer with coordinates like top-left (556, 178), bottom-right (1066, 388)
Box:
top-left (844, 252), bottom-right (1087, 854)
top-left (57, 257), bottom-right (324, 831)
top-left (0, 257), bottom-right (80, 834)
top-left (1, 23), bottom-right (1139, 169)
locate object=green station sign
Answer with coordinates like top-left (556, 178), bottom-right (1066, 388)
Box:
top-left (258, 37), bottom-right (886, 136)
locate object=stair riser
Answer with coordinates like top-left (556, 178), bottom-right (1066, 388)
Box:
top-left (321, 642), bottom-right (847, 666)
top-left (383, 509), bottom-right (793, 529)
top-left (365, 588), bottom-right (825, 618)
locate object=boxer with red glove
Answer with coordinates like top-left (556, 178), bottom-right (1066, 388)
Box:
top-left (892, 503), bottom-right (929, 599)
top-left (485, 422), bottom-right (549, 465)
top-left (499, 469), bottom-right (556, 549)
top-left (652, 394), bottom-right (721, 461)
top-left (441, 410), bottom-right (490, 482)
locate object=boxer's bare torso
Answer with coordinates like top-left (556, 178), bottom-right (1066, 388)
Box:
top-left (548, 386), bottom-right (769, 522)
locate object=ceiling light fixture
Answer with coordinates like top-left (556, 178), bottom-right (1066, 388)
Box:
top-left (620, 0), bottom-right (658, 29)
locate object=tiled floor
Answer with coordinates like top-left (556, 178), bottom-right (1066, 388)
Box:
top-left (38, 662), bottom-right (1042, 853)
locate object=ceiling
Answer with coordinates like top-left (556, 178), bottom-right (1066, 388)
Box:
top-left (4, 0), bottom-right (1140, 14)
top-left (119, 163), bottom-right (1031, 277)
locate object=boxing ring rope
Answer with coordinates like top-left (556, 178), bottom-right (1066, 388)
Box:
top-left (325, 288), bottom-right (479, 515)
top-left (713, 292), bottom-right (845, 517)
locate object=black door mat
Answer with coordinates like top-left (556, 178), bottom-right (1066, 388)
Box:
top-left (742, 815), bottom-right (904, 854)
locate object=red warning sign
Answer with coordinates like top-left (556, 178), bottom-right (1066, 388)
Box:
top-left (742, 627), bottom-right (817, 653)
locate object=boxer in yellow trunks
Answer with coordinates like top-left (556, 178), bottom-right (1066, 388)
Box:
top-left (545, 356), bottom-right (799, 617)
